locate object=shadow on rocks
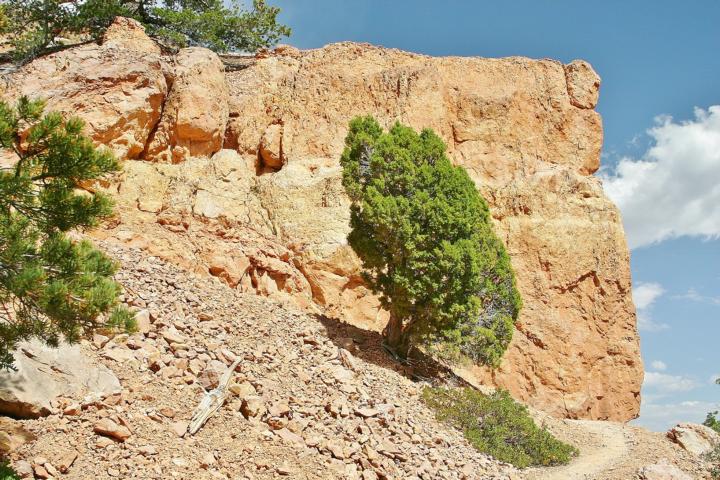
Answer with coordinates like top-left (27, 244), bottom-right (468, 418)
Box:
top-left (313, 313), bottom-right (473, 389)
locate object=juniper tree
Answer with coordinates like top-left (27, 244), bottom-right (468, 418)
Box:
top-left (4, 0), bottom-right (290, 62)
top-left (340, 116), bottom-right (522, 366)
top-left (0, 97), bottom-right (133, 370)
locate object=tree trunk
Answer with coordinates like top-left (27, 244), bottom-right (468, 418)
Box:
top-left (383, 315), bottom-right (410, 359)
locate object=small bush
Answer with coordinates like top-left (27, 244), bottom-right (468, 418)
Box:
top-left (705, 411), bottom-right (720, 434)
top-left (422, 387), bottom-right (577, 468)
top-left (0, 461), bottom-right (19, 480)
top-left (705, 444), bottom-right (720, 479)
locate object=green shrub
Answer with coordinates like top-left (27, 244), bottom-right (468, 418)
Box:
top-left (3, 0), bottom-right (290, 63)
top-left (0, 461), bottom-right (19, 480)
top-left (339, 116), bottom-right (521, 365)
top-left (705, 411), bottom-right (720, 434)
top-left (705, 444), bottom-right (720, 479)
top-left (0, 97), bottom-right (134, 370)
top-left (422, 386), bottom-right (577, 468)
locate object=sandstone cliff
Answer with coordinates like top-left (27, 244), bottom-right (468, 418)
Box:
top-left (1, 18), bottom-right (643, 421)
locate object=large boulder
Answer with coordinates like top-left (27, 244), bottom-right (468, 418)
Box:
top-left (0, 340), bottom-right (121, 418)
top-left (667, 423), bottom-right (720, 456)
top-left (144, 47), bottom-right (230, 163)
top-left (564, 59), bottom-right (601, 110)
top-left (101, 16), bottom-right (161, 55)
top-left (2, 21), bottom-right (168, 160)
top-left (638, 460), bottom-right (693, 480)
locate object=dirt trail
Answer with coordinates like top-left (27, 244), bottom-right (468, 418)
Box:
top-left (523, 420), bottom-right (630, 480)
top-left (521, 416), bottom-right (710, 480)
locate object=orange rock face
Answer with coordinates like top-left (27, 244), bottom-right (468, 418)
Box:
top-left (2, 21), bottom-right (642, 421)
top-left (4, 23), bottom-right (167, 160)
top-left (144, 48), bottom-right (229, 163)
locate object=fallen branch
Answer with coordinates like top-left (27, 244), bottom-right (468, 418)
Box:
top-left (188, 357), bottom-right (241, 435)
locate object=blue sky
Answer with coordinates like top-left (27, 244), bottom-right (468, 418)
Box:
top-left (268, 0), bottom-right (720, 431)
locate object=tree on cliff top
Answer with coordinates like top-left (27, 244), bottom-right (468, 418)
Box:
top-left (340, 116), bottom-right (522, 366)
top-left (0, 97), bottom-right (134, 370)
top-left (3, 0), bottom-right (290, 62)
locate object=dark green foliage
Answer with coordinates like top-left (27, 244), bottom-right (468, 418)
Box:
top-left (339, 116), bottom-right (521, 366)
top-left (422, 387), bottom-right (577, 468)
top-left (704, 381), bottom-right (720, 478)
top-left (0, 460), bottom-right (19, 480)
top-left (4, 0), bottom-right (290, 62)
top-left (705, 411), bottom-right (720, 434)
top-left (0, 97), bottom-right (134, 370)
top-left (0, 4), bottom-right (8, 34)
top-left (706, 444), bottom-right (720, 480)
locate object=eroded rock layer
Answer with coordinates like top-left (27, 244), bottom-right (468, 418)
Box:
top-left (1, 18), bottom-right (642, 421)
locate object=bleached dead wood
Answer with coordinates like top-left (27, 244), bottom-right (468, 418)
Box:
top-left (188, 357), bottom-right (241, 435)
top-left (339, 348), bottom-right (359, 372)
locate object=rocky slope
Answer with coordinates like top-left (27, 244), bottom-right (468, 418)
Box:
top-left (1, 17), bottom-right (642, 421)
top-left (3, 242), bottom-right (519, 480)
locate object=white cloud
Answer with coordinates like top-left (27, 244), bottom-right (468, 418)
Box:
top-left (650, 360), bottom-right (667, 371)
top-left (602, 106), bottom-right (720, 249)
top-left (633, 282), bottom-right (669, 331)
top-left (644, 371), bottom-right (698, 393)
top-left (675, 288), bottom-right (720, 306)
top-left (633, 282), bottom-right (665, 310)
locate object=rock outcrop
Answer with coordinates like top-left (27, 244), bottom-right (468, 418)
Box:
top-left (144, 47), bottom-right (229, 163)
top-left (638, 461), bottom-right (694, 480)
top-left (1, 19), bottom-right (643, 421)
top-left (4, 18), bottom-right (168, 159)
top-left (0, 340), bottom-right (121, 418)
top-left (667, 423), bottom-right (720, 456)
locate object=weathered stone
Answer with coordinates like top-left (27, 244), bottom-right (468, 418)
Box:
top-left (200, 452), bottom-right (216, 468)
top-left (3, 27), bottom-right (167, 160)
top-left (229, 381), bottom-right (257, 399)
top-left (134, 309), bottom-right (152, 334)
top-left (268, 402), bottom-right (291, 418)
top-left (56, 450), bottom-right (79, 473)
top-left (0, 340), bottom-right (121, 418)
top-left (63, 403), bottom-right (82, 416)
top-left (259, 123), bottom-right (285, 170)
top-left (137, 445), bottom-right (158, 456)
top-left (355, 407), bottom-right (379, 418)
top-left (275, 428), bottom-right (304, 445)
top-left (13, 460), bottom-right (33, 478)
top-left (197, 359), bottom-right (227, 390)
top-left (638, 460), bottom-right (693, 480)
top-left (161, 327), bottom-right (186, 345)
top-left (102, 17), bottom-right (161, 55)
top-left (94, 418), bottom-right (132, 442)
top-left (667, 422), bottom-right (720, 456)
top-left (0, 418), bottom-right (36, 453)
top-left (170, 421), bottom-right (188, 438)
top-left (102, 347), bottom-right (135, 363)
top-left (240, 396), bottom-right (266, 419)
top-left (33, 464), bottom-right (50, 479)
top-left (144, 48), bottom-right (229, 163)
top-left (564, 59), bottom-right (601, 110)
